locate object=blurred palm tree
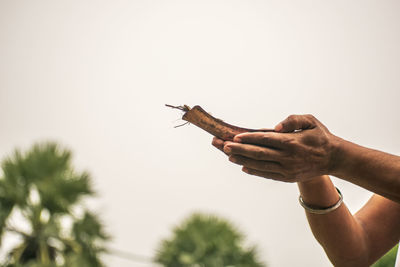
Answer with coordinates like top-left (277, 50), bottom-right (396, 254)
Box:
top-left (0, 142), bottom-right (108, 266)
top-left (155, 213), bottom-right (266, 267)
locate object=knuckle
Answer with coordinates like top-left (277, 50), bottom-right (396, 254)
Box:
top-left (260, 135), bottom-right (270, 144)
top-left (305, 114), bottom-right (316, 120)
top-left (284, 137), bottom-right (297, 147)
top-left (254, 149), bottom-right (265, 160)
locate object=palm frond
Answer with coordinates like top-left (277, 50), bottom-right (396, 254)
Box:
top-left (0, 142), bottom-right (109, 267)
top-left (155, 212), bottom-right (266, 267)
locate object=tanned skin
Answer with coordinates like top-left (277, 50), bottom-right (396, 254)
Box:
top-left (212, 114), bottom-right (400, 266)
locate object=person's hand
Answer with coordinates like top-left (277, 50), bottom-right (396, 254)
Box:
top-left (221, 114), bottom-right (339, 182)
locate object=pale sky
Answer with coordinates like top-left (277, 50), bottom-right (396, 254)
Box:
top-left (1, 1), bottom-right (400, 266)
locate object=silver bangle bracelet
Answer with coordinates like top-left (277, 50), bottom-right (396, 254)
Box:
top-left (299, 187), bottom-right (343, 215)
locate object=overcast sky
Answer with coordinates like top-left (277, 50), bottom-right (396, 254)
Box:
top-left (1, 1), bottom-right (400, 266)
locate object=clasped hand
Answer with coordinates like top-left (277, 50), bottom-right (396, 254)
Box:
top-left (212, 114), bottom-right (339, 182)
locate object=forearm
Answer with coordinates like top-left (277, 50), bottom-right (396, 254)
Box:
top-left (331, 137), bottom-right (400, 202)
top-left (298, 176), bottom-right (369, 266)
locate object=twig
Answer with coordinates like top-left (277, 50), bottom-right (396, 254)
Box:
top-left (165, 104), bottom-right (191, 112)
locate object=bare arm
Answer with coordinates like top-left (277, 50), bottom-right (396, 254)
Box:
top-left (298, 176), bottom-right (368, 266)
top-left (221, 114), bottom-right (400, 203)
top-left (212, 113), bottom-right (400, 266)
top-left (331, 139), bottom-right (400, 202)
top-left (213, 136), bottom-right (400, 266)
top-left (298, 175), bottom-right (400, 266)
top-left (213, 137), bottom-right (400, 265)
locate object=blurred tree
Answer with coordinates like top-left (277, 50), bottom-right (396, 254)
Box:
top-left (372, 244), bottom-right (398, 267)
top-left (0, 142), bottom-right (108, 266)
top-left (155, 213), bottom-right (266, 267)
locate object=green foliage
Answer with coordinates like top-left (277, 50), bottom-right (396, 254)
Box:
top-left (155, 213), bottom-right (266, 267)
top-left (372, 244), bottom-right (398, 267)
top-left (0, 142), bottom-right (108, 267)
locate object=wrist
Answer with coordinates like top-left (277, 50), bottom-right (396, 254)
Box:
top-left (298, 175), bottom-right (325, 187)
top-left (327, 135), bottom-right (346, 176)
top-left (298, 175), bottom-right (340, 208)
top-left (299, 187), bottom-right (343, 214)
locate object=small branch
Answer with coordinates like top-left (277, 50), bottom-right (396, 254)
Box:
top-left (174, 121), bottom-right (190, 128)
top-left (165, 104), bottom-right (191, 112)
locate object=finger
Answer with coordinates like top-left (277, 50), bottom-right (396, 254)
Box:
top-left (212, 136), bottom-right (224, 150)
top-left (212, 137), bottom-right (230, 155)
top-left (223, 142), bottom-right (282, 161)
top-left (275, 114), bottom-right (316, 133)
top-left (233, 132), bottom-right (291, 149)
top-left (229, 155), bottom-right (283, 173)
top-left (242, 167), bottom-right (291, 182)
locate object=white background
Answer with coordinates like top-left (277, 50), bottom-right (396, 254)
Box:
top-left (1, 1), bottom-right (400, 266)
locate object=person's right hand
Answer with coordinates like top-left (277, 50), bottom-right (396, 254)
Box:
top-left (212, 114), bottom-right (340, 183)
top-left (227, 115), bottom-right (339, 182)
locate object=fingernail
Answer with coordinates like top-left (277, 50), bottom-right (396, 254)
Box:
top-left (242, 167), bottom-right (249, 173)
top-left (275, 124), bottom-right (283, 132)
top-left (233, 136), bottom-right (242, 143)
top-left (224, 146), bottom-right (232, 153)
top-left (229, 156), bottom-right (237, 163)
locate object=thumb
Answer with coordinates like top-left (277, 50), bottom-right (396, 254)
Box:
top-left (274, 114), bottom-right (316, 133)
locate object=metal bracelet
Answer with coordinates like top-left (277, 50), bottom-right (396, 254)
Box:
top-left (299, 187), bottom-right (343, 215)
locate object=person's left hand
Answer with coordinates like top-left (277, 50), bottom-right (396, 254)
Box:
top-left (221, 114), bottom-right (339, 182)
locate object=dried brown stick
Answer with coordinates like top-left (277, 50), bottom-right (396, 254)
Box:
top-left (166, 104), bottom-right (274, 141)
